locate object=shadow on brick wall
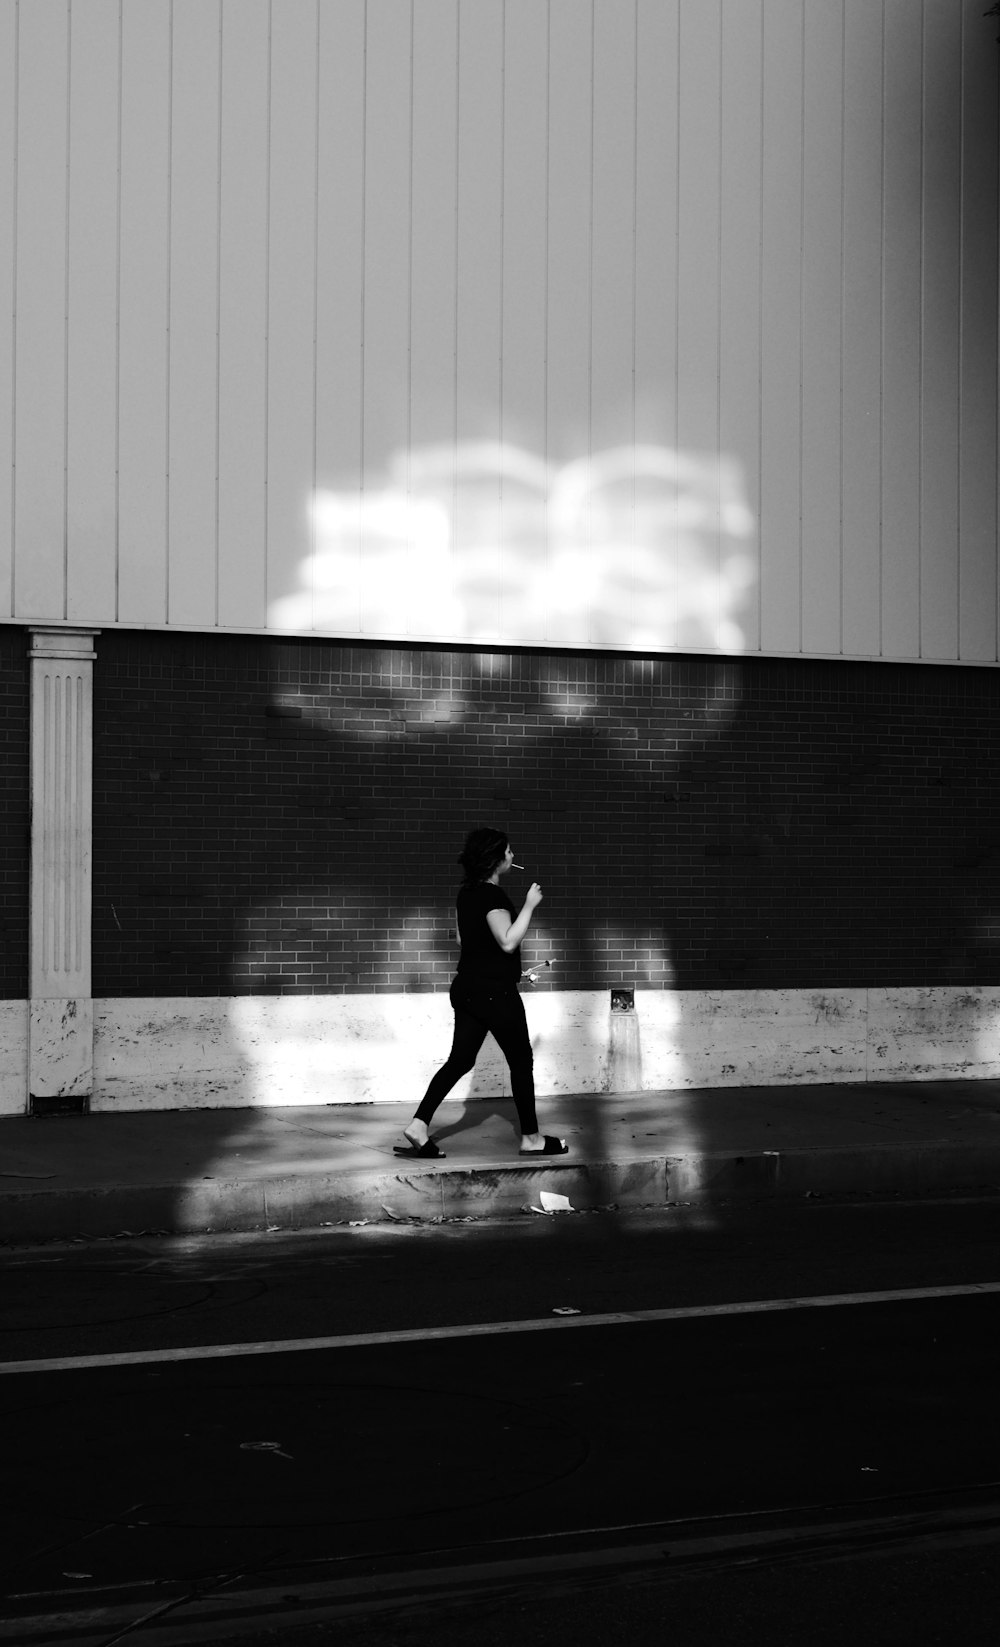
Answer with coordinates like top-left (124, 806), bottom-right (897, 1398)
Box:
top-left (91, 633), bottom-right (1000, 1228)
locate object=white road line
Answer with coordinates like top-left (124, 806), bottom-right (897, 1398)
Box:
top-left (2, 1281), bottom-right (998, 1377)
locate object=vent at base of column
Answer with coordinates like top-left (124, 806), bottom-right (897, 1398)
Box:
top-left (29, 1092), bottom-right (89, 1118)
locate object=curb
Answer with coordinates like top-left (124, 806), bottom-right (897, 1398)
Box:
top-left (2, 1140), bottom-right (1000, 1244)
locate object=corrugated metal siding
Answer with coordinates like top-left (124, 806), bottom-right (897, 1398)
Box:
top-left (0, 0), bottom-right (997, 662)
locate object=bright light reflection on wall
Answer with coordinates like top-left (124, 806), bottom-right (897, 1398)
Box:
top-left (270, 443), bottom-right (756, 650)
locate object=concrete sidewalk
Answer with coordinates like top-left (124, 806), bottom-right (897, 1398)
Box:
top-left (2, 1080), bottom-right (1000, 1244)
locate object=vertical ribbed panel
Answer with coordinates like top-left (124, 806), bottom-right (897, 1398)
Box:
top-left (39, 671), bottom-right (86, 980)
top-left (30, 634), bottom-right (95, 999)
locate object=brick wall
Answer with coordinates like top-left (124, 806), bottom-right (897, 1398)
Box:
top-left (91, 631), bottom-right (1000, 998)
top-left (0, 630), bottom-right (28, 998)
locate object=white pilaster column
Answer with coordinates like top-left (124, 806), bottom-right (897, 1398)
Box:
top-left (28, 629), bottom-right (98, 1103)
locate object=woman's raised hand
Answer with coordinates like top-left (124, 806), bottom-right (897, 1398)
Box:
top-left (524, 881), bottom-right (544, 909)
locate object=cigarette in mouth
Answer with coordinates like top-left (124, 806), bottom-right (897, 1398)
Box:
top-left (512, 862), bottom-right (525, 869)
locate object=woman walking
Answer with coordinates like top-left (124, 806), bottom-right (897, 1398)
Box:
top-left (395, 827), bottom-right (568, 1160)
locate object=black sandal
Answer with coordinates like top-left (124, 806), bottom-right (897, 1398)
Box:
top-left (519, 1136), bottom-right (568, 1156)
top-left (393, 1138), bottom-right (446, 1159)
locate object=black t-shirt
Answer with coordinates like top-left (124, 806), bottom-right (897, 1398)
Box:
top-left (455, 883), bottom-right (521, 985)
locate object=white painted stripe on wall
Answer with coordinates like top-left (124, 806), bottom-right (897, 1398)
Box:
top-left (0, 986), bottom-right (996, 1116)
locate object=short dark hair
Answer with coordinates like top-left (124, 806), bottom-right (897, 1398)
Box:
top-left (457, 827), bottom-right (509, 885)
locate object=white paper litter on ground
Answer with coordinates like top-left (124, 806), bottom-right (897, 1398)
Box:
top-left (539, 1190), bottom-right (574, 1213)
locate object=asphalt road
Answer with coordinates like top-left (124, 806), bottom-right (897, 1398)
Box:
top-left (3, 1195), bottom-right (1000, 1646)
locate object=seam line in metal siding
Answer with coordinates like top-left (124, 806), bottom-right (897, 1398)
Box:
top-left (310, 0), bottom-right (321, 636)
top-left (754, 0), bottom-right (763, 656)
top-left (450, 0), bottom-right (458, 578)
top-left (917, 0), bottom-right (926, 660)
top-left (263, 0), bottom-right (273, 622)
top-left (62, 0), bottom-right (71, 623)
top-left (632, 0), bottom-right (639, 647)
top-left (214, 0), bottom-right (223, 631)
top-left (114, 0), bottom-right (123, 623)
top-left (716, 0), bottom-right (723, 652)
top-left (586, 0), bottom-right (594, 647)
top-left (164, 0), bottom-right (174, 628)
top-left (996, 2), bottom-right (1000, 667)
top-left (406, 0), bottom-right (414, 641)
top-left (839, 0), bottom-right (846, 657)
top-left (797, 0), bottom-right (805, 656)
top-left (359, 0), bottom-right (368, 618)
top-left (9, 0), bottom-right (18, 620)
top-left (682, 0), bottom-right (688, 655)
top-left (498, 0), bottom-right (506, 641)
top-left (543, 0), bottom-right (550, 645)
top-left (878, 0), bottom-right (886, 662)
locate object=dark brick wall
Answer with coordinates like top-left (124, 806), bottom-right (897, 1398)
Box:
top-left (91, 630), bottom-right (1000, 997)
top-left (0, 629), bottom-right (29, 998)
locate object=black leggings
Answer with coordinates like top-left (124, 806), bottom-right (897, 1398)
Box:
top-left (415, 978), bottom-right (538, 1135)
